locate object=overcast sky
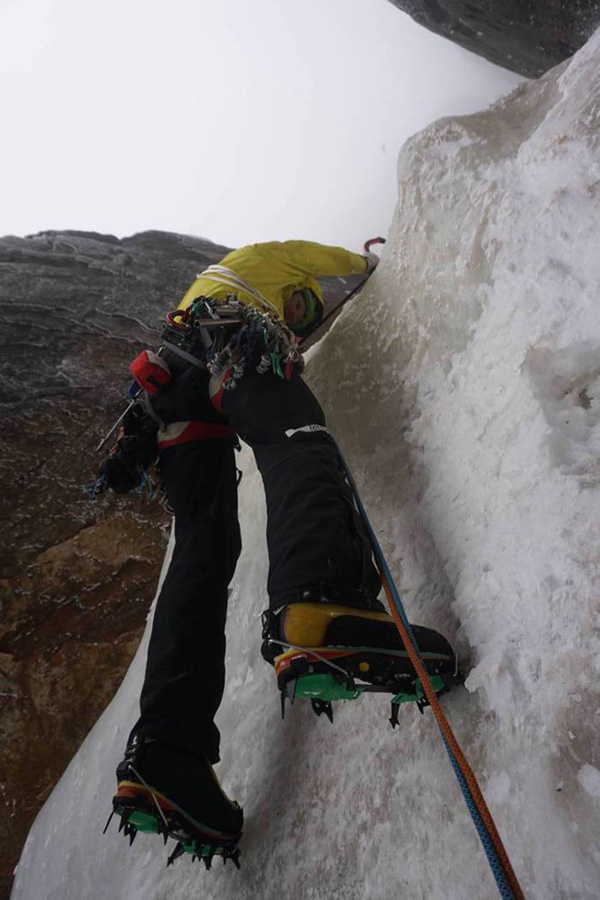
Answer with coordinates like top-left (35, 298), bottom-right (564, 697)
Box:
top-left (0, 0), bottom-right (522, 252)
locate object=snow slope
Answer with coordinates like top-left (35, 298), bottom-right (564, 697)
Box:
top-left (12, 31), bottom-right (600, 900)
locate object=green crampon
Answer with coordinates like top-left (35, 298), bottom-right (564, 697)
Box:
top-left (292, 671), bottom-right (447, 704)
top-left (293, 673), bottom-right (362, 701)
top-left (126, 809), bottom-right (162, 834)
top-left (112, 805), bottom-right (239, 865)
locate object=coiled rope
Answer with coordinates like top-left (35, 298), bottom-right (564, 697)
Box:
top-left (337, 449), bottom-right (525, 900)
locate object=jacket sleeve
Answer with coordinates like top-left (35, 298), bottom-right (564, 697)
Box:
top-left (280, 241), bottom-right (368, 278)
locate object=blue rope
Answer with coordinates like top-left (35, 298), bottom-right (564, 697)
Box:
top-left (136, 466), bottom-right (157, 503)
top-left (82, 476), bottom-right (107, 502)
top-left (336, 445), bottom-right (517, 900)
top-left (440, 733), bottom-right (515, 899)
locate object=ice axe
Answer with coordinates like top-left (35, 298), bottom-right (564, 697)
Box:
top-left (364, 236), bottom-right (386, 254)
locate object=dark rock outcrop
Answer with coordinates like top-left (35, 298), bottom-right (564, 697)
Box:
top-left (386, 0), bottom-right (600, 76)
top-left (0, 229), bottom-right (363, 900)
top-left (0, 229), bottom-right (230, 900)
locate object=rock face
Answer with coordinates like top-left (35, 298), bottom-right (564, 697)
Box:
top-left (0, 229), bottom-right (363, 900)
top-left (0, 229), bottom-right (231, 900)
top-left (386, 0), bottom-right (600, 76)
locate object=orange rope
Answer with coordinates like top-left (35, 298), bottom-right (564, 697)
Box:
top-left (381, 576), bottom-right (525, 900)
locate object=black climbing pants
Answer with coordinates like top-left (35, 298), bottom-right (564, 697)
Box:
top-left (131, 365), bottom-right (380, 763)
top-left (132, 438), bottom-right (240, 764)
top-left (223, 368), bottom-right (380, 605)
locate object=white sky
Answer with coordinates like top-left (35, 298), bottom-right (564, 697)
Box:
top-left (0, 0), bottom-right (522, 252)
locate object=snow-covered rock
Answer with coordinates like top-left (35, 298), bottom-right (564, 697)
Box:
top-left (12, 29), bottom-right (600, 900)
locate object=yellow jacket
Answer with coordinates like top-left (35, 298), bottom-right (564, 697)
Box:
top-left (178, 240), bottom-right (368, 320)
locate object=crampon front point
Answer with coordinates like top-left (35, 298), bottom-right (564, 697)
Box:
top-left (105, 780), bottom-right (241, 870)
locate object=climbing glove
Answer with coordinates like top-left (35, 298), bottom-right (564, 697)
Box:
top-left (98, 404), bottom-right (158, 494)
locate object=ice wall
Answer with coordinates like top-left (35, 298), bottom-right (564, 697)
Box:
top-left (12, 31), bottom-right (600, 900)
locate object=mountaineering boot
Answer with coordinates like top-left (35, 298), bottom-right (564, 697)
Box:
top-left (111, 736), bottom-right (243, 867)
top-left (261, 601), bottom-right (460, 708)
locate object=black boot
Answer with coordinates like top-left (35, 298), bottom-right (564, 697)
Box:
top-left (113, 736), bottom-right (243, 863)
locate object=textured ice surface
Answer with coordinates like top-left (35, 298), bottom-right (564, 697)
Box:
top-left (12, 31), bottom-right (600, 900)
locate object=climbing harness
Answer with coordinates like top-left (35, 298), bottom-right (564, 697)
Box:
top-left (94, 292), bottom-right (301, 462)
top-left (337, 446), bottom-right (525, 900)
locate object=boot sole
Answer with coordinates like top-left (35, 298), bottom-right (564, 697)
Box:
top-left (274, 645), bottom-right (456, 685)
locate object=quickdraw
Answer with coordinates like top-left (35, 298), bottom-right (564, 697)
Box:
top-left (163, 296), bottom-right (303, 391)
top-left (165, 309), bottom-right (190, 330)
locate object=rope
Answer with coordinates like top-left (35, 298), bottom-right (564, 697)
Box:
top-left (135, 466), bottom-right (157, 503)
top-left (336, 448), bottom-right (525, 900)
top-left (82, 475), bottom-right (107, 501)
top-left (197, 265), bottom-right (281, 317)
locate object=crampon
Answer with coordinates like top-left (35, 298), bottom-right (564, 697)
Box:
top-left (273, 642), bottom-right (463, 726)
top-left (104, 780), bottom-right (241, 870)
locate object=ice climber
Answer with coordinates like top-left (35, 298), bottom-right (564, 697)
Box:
top-left (97, 240), bottom-right (457, 867)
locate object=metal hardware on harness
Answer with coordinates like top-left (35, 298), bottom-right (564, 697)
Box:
top-left (164, 296), bottom-right (303, 390)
